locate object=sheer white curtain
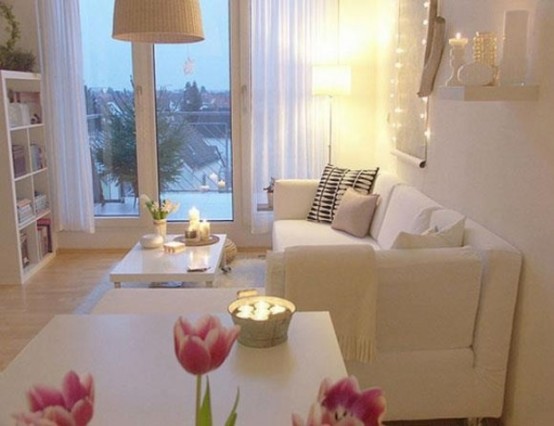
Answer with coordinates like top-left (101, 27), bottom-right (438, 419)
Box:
top-left (38, 0), bottom-right (95, 233)
top-left (250, 0), bottom-right (336, 233)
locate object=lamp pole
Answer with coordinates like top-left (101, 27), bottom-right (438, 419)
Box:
top-left (328, 95), bottom-right (334, 164)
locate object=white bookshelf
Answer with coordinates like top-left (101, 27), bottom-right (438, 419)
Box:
top-left (0, 70), bottom-right (55, 285)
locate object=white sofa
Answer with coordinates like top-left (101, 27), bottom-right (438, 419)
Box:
top-left (266, 171), bottom-right (522, 422)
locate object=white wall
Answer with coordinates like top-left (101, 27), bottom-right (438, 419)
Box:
top-left (334, 0), bottom-right (396, 171)
top-left (390, 1), bottom-right (554, 424)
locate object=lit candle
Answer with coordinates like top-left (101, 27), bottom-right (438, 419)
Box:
top-left (188, 207), bottom-right (200, 222)
top-left (254, 301), bottom-right (270, 311)
top-left (449, 32), bottom-right (468, 47)
top-left (252, 308), bottom-right (270, 321)
top-left (217, 179), bottom-right (226, 189)
top-left (238, 304), bottom-right (254, 314)
top-left (199, 220), bottom-right (211, 241)
top-left (270, 305), bottom-right (286, 315)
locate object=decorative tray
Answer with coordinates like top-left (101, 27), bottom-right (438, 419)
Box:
top-left (174, 234), bottom-right (220, 247)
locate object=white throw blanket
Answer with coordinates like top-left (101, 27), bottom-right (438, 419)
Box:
top-left (284, 245), bottom-right (377, 363)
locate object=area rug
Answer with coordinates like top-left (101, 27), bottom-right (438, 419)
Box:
top-left (74, 252), bottom-right (266, 314)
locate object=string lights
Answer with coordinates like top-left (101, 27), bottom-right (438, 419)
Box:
top-left (390, 0), bottom-right (432, 157)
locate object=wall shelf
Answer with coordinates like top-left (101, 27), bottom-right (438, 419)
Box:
top-left (437, 85), bottom-right (539, 102)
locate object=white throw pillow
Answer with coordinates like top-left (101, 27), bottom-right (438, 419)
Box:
top-left (392, 218), bottom-right (465, 249)
top-left (331, 188), bottom-right (380, 237)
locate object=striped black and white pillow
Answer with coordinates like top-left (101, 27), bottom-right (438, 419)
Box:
top-left (307, 164), bottom-right (379, 224)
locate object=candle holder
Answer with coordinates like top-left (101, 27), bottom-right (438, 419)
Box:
top-left (446, 45), bottom-right (466, 87)
top-left (184, 229), bottom-right (199, 242)
top-left (228, 291), bottom-right (296, 348)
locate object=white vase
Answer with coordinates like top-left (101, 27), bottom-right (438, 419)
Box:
top-left (153, 219), bottom-right (167, 239)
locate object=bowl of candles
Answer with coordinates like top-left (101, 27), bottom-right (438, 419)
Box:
top-left (228, 290), bottom-right (296, 348)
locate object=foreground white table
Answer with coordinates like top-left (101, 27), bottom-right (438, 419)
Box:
top-left (109, 234), bottom-right (227, 288)
top-left (0, 313), bottom-right (346, 425)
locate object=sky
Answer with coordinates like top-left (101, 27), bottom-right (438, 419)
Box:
top-left (80, 0), bottom-right (230, 92)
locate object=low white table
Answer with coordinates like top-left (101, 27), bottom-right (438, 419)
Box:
top-left (92, 288), bottom-right (262, 314)
top-left (109, 234), bottom-right (227, 288)
top-left (0, 313), bottom-right (346, 425)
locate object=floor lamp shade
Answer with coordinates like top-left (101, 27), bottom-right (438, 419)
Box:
top-left (312, 65), bottom-right (351, 96)
top-left (113, 0), bottom-right (204, 43)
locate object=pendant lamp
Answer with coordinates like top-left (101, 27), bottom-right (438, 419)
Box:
top-left (113, 0), bottom-right (204, 44)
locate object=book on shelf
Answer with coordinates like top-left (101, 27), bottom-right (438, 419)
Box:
top-left (37, 217), bottom-right (52, 253)
top-left (37, 224), bottom-right (49, 258)
top-left (11, 144), bottom-right (26, 177)
top-left (20, 231), bottom-right (30, 267)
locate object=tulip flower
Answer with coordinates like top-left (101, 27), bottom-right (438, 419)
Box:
top-left (174, 314), bottom-right (240, 426)
top-left (292, 376), bottom-right (386, 426)
top-left (14, 370), bottom-right (94, 426)
top-left (174, 314), bottom-right (240, 375)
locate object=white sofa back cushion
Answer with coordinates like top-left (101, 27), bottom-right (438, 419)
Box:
top-left (273, 179), bottom-right (319, 220)
top-left (369, 172), bottom-right (403, 238)
top-left (376, 185), bottom-right (441, 249)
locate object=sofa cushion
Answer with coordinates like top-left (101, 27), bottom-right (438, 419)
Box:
top-left (369, 171), bottom-right (404, 239)
top-left (307, 164), bottom-right (379, 224)
top-left (375, 185), bottom-right (441, 249)
top-left (391, 218), bottom-right (466, 249)
top-left (429, 209), bottom-right (466, 235)
top-left (272, 219), bottom-right (380, 252)
top-left (331, 188), bottom-right (379, 237)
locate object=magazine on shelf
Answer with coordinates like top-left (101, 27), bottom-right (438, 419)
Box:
top-left (17, 198), bottom-right (34, 224)
top-left (12, 144), bottom-right (26, 177)
top-left (30, 144), bottom-right (45, 170)
top-left (33, 192), bottom-right (49, 213)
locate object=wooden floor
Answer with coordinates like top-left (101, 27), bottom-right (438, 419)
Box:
top-left (0, 251), bottom-right (501, 426)
top-left (0, 250), bottom-right (125, 371)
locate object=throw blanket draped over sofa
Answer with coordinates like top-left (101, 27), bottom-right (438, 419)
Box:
top-left (266, 169), bottom-right (522, 422)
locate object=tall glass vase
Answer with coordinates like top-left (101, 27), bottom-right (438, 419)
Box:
top-left (153, 219), bottom-right (167, 240)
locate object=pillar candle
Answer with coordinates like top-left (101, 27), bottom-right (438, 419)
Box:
top-left (448, 32), bottom-right (468, 48)
top-left (188, 207), bottom-right (200, 222)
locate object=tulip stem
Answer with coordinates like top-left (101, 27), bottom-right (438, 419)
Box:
top-left (196, 375), bottom-right (202, 426)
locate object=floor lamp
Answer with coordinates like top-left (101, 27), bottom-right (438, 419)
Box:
top-left (312, 64), bottom-right (351, 164)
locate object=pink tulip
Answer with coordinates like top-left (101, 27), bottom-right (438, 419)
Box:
top-left (292, 376), bottom-right (386, 426)
top-left (14, 371), bottom-right (94, 426)
top-left (174, 314), bottom-right (240, 376)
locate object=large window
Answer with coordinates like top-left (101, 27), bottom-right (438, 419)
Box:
top-left (81, 0), bottom-right (137, 217)
top-left (155, 0), bottom-right (232, 221)
top-left (81, 0), bottom-right (234, 221)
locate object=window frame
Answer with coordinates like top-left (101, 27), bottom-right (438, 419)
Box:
top-left (91, 0), bottom-right (244, 230)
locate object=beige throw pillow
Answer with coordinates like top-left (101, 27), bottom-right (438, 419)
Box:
top-left (331, 188), bottom-right (380, 238)
top-left (391, 218), bottom-right (465, 249)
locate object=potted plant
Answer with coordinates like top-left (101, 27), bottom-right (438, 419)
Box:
top-left (263, 177), bottom-right (275, 208)
top-left (0, 2), bottom-right (36, 72)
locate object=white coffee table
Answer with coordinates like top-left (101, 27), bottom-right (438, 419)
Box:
top-left (0, 312), bottom-right (346, 425)
top-left (92, 288), bottom-right (261, 314)
top-left (110, 233), bottom-right (227, 288)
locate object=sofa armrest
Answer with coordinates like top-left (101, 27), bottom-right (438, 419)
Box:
top-left (274, 179), bottom-right (319, 220)
top-left (266, 245), bottom-right (483, 352)
top-left (375, 246), bottom-right (482, 351)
